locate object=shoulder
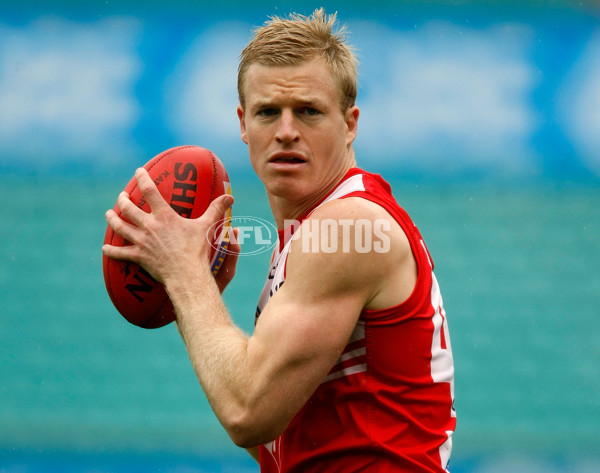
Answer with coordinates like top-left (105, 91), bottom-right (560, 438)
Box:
top-left (304, 196), bottom-right (411, 258)
top-left (286, 196), bottom-right (416, 311)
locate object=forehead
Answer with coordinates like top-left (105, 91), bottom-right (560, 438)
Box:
top-left (243, 58), bottom-right (341, 108)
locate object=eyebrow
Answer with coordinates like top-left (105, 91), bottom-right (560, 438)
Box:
top-left (250, 96), bottom-right (329, 112)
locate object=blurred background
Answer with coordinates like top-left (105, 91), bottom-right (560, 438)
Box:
top-left (1, 0), bottom-right (599, 471)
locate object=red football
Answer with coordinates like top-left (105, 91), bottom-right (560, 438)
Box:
top-left (103, 145), bottom-right (232, 328)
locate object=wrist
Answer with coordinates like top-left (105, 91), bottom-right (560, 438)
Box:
top-left (163, 264), bottom-right (216, 310)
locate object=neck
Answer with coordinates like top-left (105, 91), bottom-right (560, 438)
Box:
top-left (269, 157), bottom-right (357, 229)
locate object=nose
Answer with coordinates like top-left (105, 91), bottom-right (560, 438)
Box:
top-left (275, 109), bottom-right (300, 143)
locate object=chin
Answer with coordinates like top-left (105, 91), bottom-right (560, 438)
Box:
top-left (267, 182), bottom-right (304, 200)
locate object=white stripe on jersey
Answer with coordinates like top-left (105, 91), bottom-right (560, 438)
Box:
top-left (320, 173), bottom-right (366, 203)
top-left (322, 321), bottom-right (366, 383)
top-left (429, 273), bottom-right (454, 386)
top-left (323, 363), bottom-right (367, 383)
top-left (439, 430), bottom-right (453, 471)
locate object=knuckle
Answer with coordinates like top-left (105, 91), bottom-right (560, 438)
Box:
top-left (138, 179), bottom-right (155, 195)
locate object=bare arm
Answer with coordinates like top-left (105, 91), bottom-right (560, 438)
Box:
top-left (103, 169), bottom-right (416, 448)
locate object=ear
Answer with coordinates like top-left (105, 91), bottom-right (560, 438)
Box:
top-left (345, 105), bottom-right (359, 147)
top-left (237, 105), bottom-right (248, 145)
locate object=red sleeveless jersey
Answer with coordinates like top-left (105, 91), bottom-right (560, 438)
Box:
top-left (255, 168), bottom-right (456, 472)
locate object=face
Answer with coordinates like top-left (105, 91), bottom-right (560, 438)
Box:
top-left (237, 58), bottom-right (359, 220)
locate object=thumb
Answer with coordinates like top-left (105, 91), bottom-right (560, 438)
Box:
top-left (203, 194), bottom-right (234, 225)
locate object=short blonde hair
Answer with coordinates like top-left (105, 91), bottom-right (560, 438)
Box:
top-left (238, 8), bottom-right (358, 112)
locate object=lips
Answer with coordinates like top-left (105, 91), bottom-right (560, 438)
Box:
top-left (268, 152), bottom-right (307, 164)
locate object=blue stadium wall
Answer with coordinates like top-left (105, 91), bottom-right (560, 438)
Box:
top-left (1, 1), bottom-right (599, 472)
top-left (2, 0), bottom-right (600, 183)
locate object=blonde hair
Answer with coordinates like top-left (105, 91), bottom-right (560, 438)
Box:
top-left (238, 8), bottom-right (358, 112)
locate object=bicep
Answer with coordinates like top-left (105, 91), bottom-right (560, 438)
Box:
top-left (245, 244), bottom-right (370, 426)
top-left (253, 272), bottom-right (364, 373)
top-left (248, 268), bottom-right (365, 405)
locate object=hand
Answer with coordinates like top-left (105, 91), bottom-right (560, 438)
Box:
top-left (102, 167), bottom-right (234, 286)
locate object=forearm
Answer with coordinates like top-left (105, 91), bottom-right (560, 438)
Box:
top-left (166, 266), bottom-right (287, 447)
top-left (165, 265), bottom-right (339, 447)
top-left (167, 269), bottom-right (252, 426)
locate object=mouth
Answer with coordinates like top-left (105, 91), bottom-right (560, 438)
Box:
top-left (268, 152), bottom-right (307, 165)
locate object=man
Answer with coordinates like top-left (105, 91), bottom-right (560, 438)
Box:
top-left (103, 8), bottom-right (456, 473)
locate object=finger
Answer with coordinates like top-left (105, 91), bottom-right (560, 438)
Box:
top-left (116, 191), bottom-right (147, 227)
top-left (135, 168), bottom-right (170, 214)
top-left (203, 194), bottom-right (235, 226)
top-left (102, 240), bottom-right (141, 263)
top-left (105, 208), bottom-right (142, 244)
